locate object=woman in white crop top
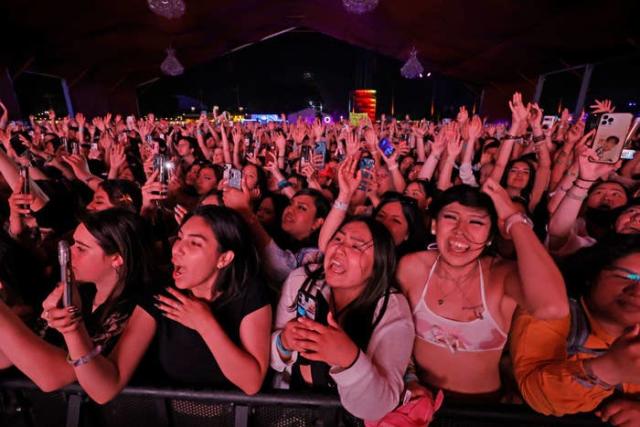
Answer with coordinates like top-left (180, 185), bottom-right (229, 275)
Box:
top-left (397, 181), bottom-right (568, 398)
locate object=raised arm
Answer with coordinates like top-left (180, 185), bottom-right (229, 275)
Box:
top-left (318, 156), bottom-right (360, 252)
top-left (490, 92), bottom-right (529, 183)
top-left (548, 145), bottom-right (616, 250)
top-left (418, 129), bottom-right (446, 180)
top-left (482, 178), bottom-right (568, 319)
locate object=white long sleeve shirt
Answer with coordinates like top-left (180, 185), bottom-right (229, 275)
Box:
top-left (270, 267), bottom-right (415, 421)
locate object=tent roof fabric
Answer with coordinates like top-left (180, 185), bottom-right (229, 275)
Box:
top-left (1, 0), bottom-right (637, 87)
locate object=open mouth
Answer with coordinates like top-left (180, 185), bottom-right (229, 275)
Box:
top-left (447, 239), bottom-right (470, 253)
top-left (327, 257), bottom-right (346, 274)
top-left (172, 264), bottom-right (185, 280)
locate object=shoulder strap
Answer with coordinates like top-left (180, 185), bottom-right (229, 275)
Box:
top-left (567, 298), bottom-right (593, 356)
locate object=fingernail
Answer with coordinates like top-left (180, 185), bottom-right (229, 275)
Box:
top-left (67, 306), bottom-right (79, 314)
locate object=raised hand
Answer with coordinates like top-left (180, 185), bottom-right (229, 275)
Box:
top-left (456, 105), bottom-right (469, 125)
top-left (481, 177), bottom-right (519, 221)
top-left (337, 155), bottom-right (362, 197)
top-left (578, 146), bottom-right (621, 181)
top-left (467, 115), bottom-right (483, 141)
top-left (590, 99), bottom-right (615, 114)
top-left (527, 103), bottom-right (544, 130)
top-left (508, 92), bottom-right (529, 128)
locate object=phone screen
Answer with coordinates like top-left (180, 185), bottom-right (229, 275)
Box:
top-left (378, 138), bottom-right (395, 157)
top-left (228, 168), bottom-right (242, 190)
top-left (357, 157), bottom-right (375, 192)
top-left (314, 141), bottom-right (327, 169)
top-left (296, 291), bottom-right (317, 320)
top-left (621, 149), bottom-right (636, 160)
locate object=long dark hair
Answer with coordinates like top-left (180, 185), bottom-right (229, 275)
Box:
top-left (81, 208), bottom-right (154, 307)
top-left (373, 192), bottom-right (430, 256)
top-left (98, 180), bottom-right (142, 213)
top-left (299, 217), bottom-right (397, 350)
top-left (561, 233), bottom-right (640, 298)
top-left (500, 159), bottom-right (536, 205)
top-left (430, 185), bottom-right (498, 253)
top-left (283, 189), bottom-right (331, 252)
top-left (182, 205), bottom-right (260, 305)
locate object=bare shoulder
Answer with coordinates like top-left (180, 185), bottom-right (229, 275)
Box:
top-left (396, 250), bottom-right (436, 295)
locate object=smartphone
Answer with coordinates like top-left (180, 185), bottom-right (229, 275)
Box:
top-left (265, 149), bottom-right (277, 166)
top-left (296, 291), bottom-right (317, 320)
top-left (19, 165), bottom-right (30, 195)
top-left (222, 163), bottom-right (232, 181)
top-left (357, 157), bottom-right (375, 192)
top-left (314, 141), bottom-right (327, 169)
top-left (57, 241), bottom-right (73, 307)
top-left (591, 113), bottom-right (634, 164)
top-left (71, 141), bottom-right (80, 155)
top-left (621, 149), bottom-right (636, 160)
top-left (378, 138), bottom-right (395, 158)
top-left (301, 145), bottom-right (312, 165)
top-left (61, 137), bottom-right (70, 153)
top-left (541, 115), bottom-right (558, 130)
top-left (228, 168), bottom-right (242, 190)
top-left (90, 142), bottom-right (99, 151)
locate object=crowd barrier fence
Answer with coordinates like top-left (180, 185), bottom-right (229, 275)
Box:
top-left (0, 377), bottom-right (603, 427)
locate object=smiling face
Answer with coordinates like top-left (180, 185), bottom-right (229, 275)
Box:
top-left (375, 201), bottom-right (409, 246)
top-left (590, 253), bottom-right (640, 330)
top-left (70, 223), bottom-right (119, 286)
top-left (171, 216), bottom-right (228, 292)
top-left (324, 222), bottom-right (374, 290)
top-left (86, 187), bottom-right (115, 212)
top-left (506, 161), bottom-right (531, 190)
top-left (281, 195), bottom-right (323, 241)
top-left (434, 202), bottom-right (492, 266)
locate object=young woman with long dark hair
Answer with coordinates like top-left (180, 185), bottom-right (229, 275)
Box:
top-left (49, 206), bottom-right (272, 402)
top-left (271, 217), bottom-right (414, 421)
top-left (0, 208), bottom-right (153, 391)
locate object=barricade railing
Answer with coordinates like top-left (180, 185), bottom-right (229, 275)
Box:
top-left (0, 377), bottom-right (603, 427)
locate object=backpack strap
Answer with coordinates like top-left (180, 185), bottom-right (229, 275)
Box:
top-left (567, 298), bottom-right (605, 357)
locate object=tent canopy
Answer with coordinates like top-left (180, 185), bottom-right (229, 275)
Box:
top-left (1, 0), bottom-right (637, 88)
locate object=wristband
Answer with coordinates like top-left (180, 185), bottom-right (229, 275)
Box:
top-left (576, 178), bottom-right (597, 183)
top-left (504, 212), bottom-right (533, 236)
top-left (67, 345), bottom-right (103, 368)
top-left (277, 180), bottom-right (292, 190)
top-left (532, 134), bottom-right (546, 144)
top-left (333, 200), bottom-right (349, 211)
top-left (276, 333), bottom-right (292, 357)
top-left (573, 182), bottom-right (591, 191)
top-left (388, 163), bottom-right (398, 171)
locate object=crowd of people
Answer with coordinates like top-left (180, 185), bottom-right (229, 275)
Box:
top-left (0, 93), bottom-right (638, 426)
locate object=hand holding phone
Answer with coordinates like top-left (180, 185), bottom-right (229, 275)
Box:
top-left (57, 241), bottom-right (74, 307)
top-left (591, 113), bottom-right (634, 164)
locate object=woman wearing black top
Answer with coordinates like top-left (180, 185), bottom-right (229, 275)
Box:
top-left (0, 208), bottom-right (153, 391)
top-left (52, 205), bottom-right (272, 403)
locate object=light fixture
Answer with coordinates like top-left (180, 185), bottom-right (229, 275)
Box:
top-left (342, 0), bottom-right (379, 14)
top-left (148, 0), bottom-right (186, 19)
top-left (160, 48), bottom-right (184, 76)
top-left (400, 48), bottom-right (424, 79)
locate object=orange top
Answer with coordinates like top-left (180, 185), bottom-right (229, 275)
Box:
top-left (510, 300), bottom-right (640, 416)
